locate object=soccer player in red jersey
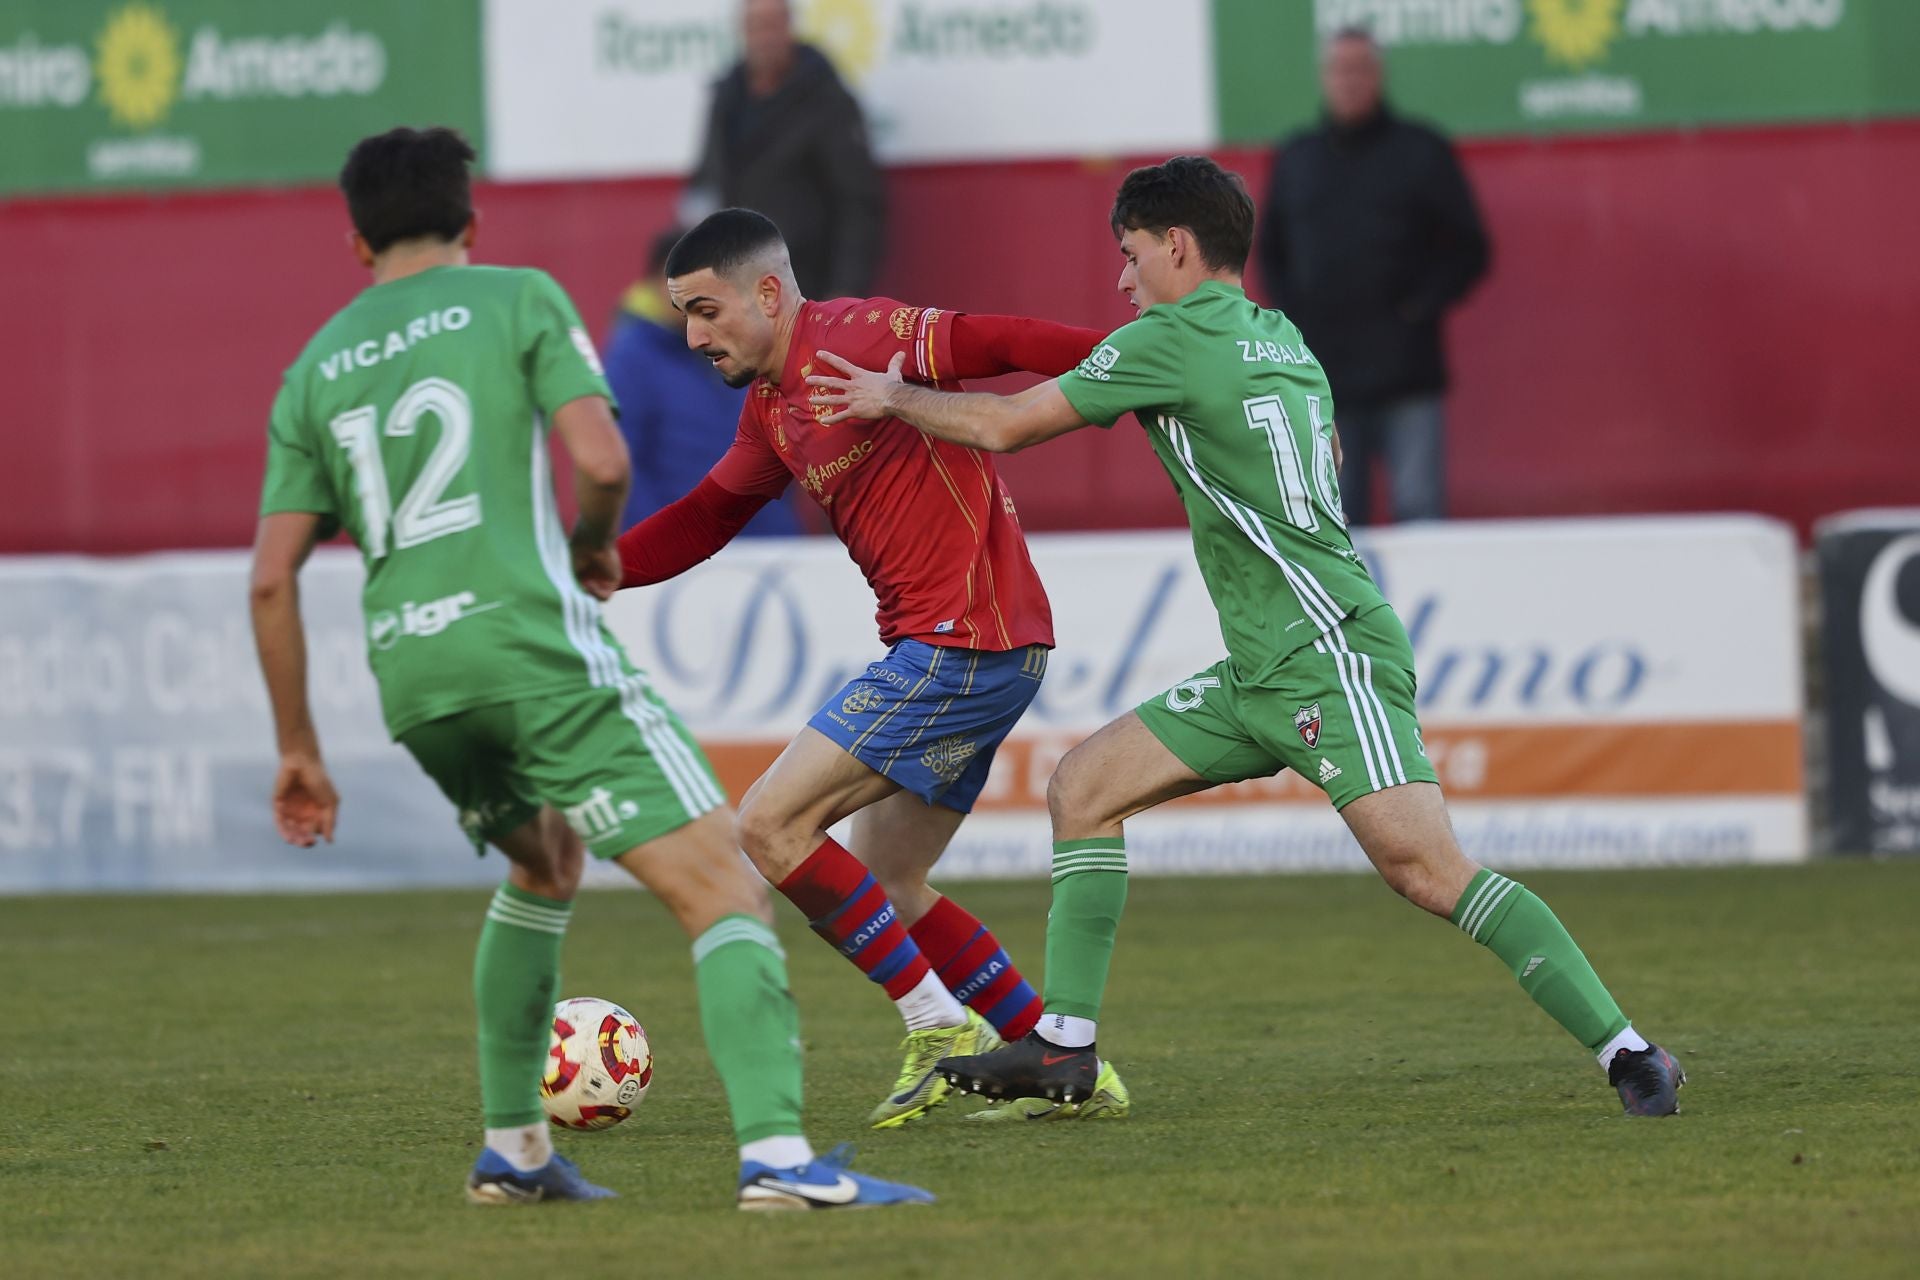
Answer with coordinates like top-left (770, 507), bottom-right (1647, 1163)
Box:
top-left (617, 209), bottom-right (1129, 1125)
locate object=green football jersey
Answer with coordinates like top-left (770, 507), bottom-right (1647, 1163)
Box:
top-left (258, 265), bottom-right (623, 738)
top-left (1057, 280), bottom-right (1385, 675)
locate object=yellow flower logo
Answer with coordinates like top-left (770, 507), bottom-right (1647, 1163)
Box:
top-left (1528, 0), bottom-right (1623, 70)
top-left (802, 0), bottom-right (881, 86)
top-left (96, 2), bottom-right (182, 130)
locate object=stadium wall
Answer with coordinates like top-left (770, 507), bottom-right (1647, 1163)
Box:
top-left (1, 120), bottom-right (1916, 553)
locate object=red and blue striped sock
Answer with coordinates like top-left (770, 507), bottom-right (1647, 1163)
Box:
top-left (910, 895), bottom-right (1042, 1040)
top-left (777, 837), bottom-right (932, 1000)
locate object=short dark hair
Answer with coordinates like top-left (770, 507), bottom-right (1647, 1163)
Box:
top-left (1109, 155), bottom-right (1256, 273)
top-left (648, 227), bottom-right (687, 276)
top-left (338, 126), bottom-right (476, 254)
top-left (664, 208), bottom-right (786, 280)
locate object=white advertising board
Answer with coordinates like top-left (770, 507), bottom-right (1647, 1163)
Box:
top-left (609, 517), bottom-right (1809, 875)
top-left (483, 0), bottom-right (1217, 179)
top-left (0, 517), bottom-right (1806, 893)
top-left (0, 552), bottom-right (477, 893)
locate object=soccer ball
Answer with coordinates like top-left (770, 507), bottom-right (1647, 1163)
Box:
top-left (541, 996), bottom-right (653, 1131)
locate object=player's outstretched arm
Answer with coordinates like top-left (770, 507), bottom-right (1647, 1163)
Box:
top-left (551, 395), bottom-right (630, 601)
top-left (947, 313), bottom-right (1105, 379)
top-left (616, 401), bottom-right (790, 590)
top-left (249, 511), bottom-right (337, 847)
top-left (809, 351), bottom-right (1088, 454)
top-left (615, 474), bottom-right (772, 589)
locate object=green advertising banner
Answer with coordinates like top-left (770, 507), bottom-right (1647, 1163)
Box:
top-left (0, 0), bottom-right (483, 195)
top-left (1216, 0), bottom-right (1920, 145)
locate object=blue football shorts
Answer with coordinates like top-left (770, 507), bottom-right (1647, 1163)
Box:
top-left (806, 640), bottom-right (1048, 812)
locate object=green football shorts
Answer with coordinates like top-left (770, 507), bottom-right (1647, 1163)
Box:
top-left (1135, 605), bottom-right (1438, 810)
top-left (398, 677), bottom-right (727, 858)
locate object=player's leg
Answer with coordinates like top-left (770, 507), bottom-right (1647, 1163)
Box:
top-left (741, 641), bottom-right (1053, 1039)
top-left (1340, 783), bottom-right (1681, 1113)
top-left (762, 641), bottom-right (1056, 1125)
top-left (851, 788), bottom-right (959, 924)
top-left (1041, 710), bottom-right (1217, 1046)
top-left (736, 726), bottom-right (971, 1039)
top-left (524, 679), bottom-right (931, 1208)
top-left (847, 792), bottom-right (1036, 1127)
top-left (849, 644), bottom-right (1052, 1046)
top-left (739, 727), bottom-right (1003, 1129)
top-left (465, 807), bottom-right (621, 1204)
top-left (396, 706), bottom-right (615, 1205)
top-left (944, 669), bottom-right (1271, 1111)
top-left (618, 800), bottom-right (930, 1204)
top-left (1306, 609), bottom-right (1681, 1115)
top-left (613, 808), bottom-right (804, 1157)
top-left (856, 791), bottom-right (1041, 1040)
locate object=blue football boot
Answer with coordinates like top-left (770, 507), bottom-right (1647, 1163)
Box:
top-left (737, 1144), bottom-right (935, 1211)
top-left (466, 1148), bottom-right (618, 1205)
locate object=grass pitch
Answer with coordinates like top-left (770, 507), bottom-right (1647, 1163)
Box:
top-left (3, 863), bottom-right (1917, 1278)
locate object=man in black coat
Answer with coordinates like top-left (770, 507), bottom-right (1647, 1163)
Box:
top-left (686, 0), bottom-right (885, 300)
top-left (1259, 27), bottom-right (1490, 524)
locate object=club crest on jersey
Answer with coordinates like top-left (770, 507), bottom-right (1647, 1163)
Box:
top-left (888, 307), bottom-right (922, 340)
top-left (1294, 703), bottom-right (1323, 748)
top-left (842, 686), bottom-right (884, 716)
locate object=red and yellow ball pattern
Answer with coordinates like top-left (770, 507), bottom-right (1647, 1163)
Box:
top-left (540, 996), bottom-right (653, 1131)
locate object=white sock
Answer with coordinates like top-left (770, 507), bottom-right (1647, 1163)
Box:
top-left (896, 969), bottom-right (967, 1032)
top-left (740, 1135), bottom-right (815, 1170)
top-left (1034, 1012), bottom-right (1097, 1049)
top-left (1595, 1024), bottom-right (1651, 1070)
top-left (485, 1123), bottom-right (553, 1172)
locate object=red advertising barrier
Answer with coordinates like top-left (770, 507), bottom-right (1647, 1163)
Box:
top-left (2, 121), bottom-right (1915, 553)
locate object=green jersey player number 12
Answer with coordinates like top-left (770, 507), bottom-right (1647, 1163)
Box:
top-left (328, 375), bottom-right (482, 559)
top-left (249, 126), bottom-right (938, 1209)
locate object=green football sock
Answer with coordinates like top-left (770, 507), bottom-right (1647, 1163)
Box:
top-left (1452, 869), bottom-right (1630, 1054)
top-left (474, 883), bottom-right (570, 1128)
top-left (1041, 838), bottom-right (1131, 1022)
top-left (693, 915), bottom-right (805, 1145)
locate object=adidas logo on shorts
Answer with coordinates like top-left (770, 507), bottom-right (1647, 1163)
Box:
top-left (1318, 757), bottom-right (1342, 783)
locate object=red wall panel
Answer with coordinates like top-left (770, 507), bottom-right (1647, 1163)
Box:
top-left (1, 121), bottom-right (1914, 553)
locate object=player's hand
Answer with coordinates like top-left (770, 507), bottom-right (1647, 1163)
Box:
top-left (807, 350), bottom-right (904, 424)
top-left (272, 754), bottom-right (338, 848)
top-left (572, 541), bottom-right (622, 601)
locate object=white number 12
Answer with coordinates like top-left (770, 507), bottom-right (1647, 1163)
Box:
top-left (327, 377), bottom-right (481, 559)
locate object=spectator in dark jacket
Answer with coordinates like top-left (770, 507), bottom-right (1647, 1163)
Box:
top-left (1259, 27), bottom-right (1490, 524)
top-left (684, 0), bottom-right (884, 300)
top-left (603, 229), bottom-right (800, 536)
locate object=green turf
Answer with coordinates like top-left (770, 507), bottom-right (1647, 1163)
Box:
top-left (3, 863), bottom-right (1917, 1278)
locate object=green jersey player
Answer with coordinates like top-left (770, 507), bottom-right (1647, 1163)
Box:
top-left (249, 126), bottom-right (933, 1209)
top-left (807, 156), bottom-right (1683, 1119)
